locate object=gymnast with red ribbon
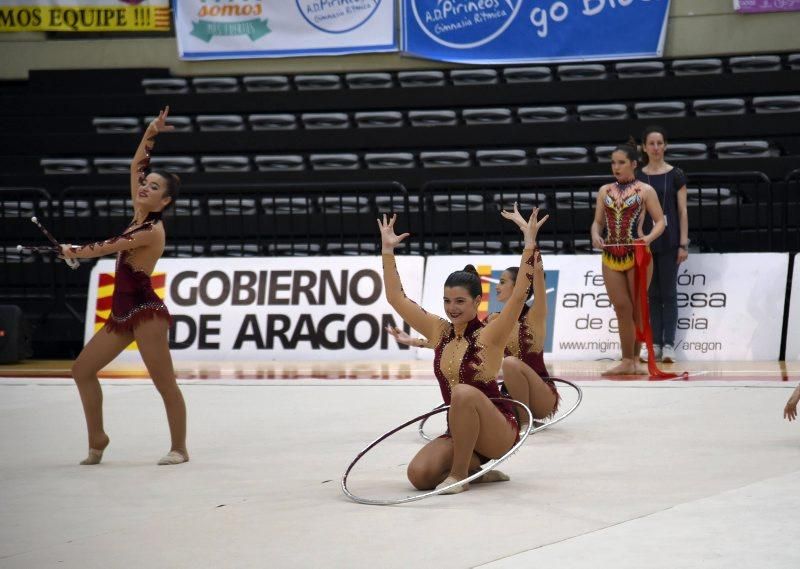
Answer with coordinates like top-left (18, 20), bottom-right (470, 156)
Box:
top-left (61, 107), bottom-right (189, 466)
top-left (590, 140), bottom-right (679, 379)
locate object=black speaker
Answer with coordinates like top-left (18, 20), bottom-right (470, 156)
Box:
top-left (0, 305), bottom-right (33, 364)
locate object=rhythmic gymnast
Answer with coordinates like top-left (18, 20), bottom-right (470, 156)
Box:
top-left (61, 107), bottom-right (189, 466)
top-left (377, 205), bottom-right (544, 494)
top-left (389, 250), bottom-right (558, 433)
top-left (590, 140), bottom-right (666, 376)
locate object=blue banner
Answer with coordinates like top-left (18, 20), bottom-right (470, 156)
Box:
top-left (402, 0), bottom-right (671, 64)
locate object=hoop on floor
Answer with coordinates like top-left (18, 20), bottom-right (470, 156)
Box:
top-left (341, 398), bottom-right (533, 506)
top-left (418, 378), bottom-right (582, 441)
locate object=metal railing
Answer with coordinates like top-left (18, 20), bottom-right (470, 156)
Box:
top-left (2, 172), bottom-right (798, 309)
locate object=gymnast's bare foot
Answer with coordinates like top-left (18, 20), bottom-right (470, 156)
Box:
top-left (474, 469), bottom-right (510, 484)
top-left (436, 475), bottom-right (469, 494)
top-left (602, 359), bottom-right (638, 376)
top-left (157, 449), bottom-right (189, 465)
top-left (80, 433), bottom-right (110, 465)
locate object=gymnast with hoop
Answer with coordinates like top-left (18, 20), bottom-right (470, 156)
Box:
top-left (60, 107), bottom-right (189, 466)
top-left (590, 140), bottom-right (666, 376)
top-left (389, 250), bottom-right (559, 432)
top-left (377, 205), bottom-right (544, 494)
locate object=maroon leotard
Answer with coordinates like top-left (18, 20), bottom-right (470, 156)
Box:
top-left (431, 316), bottom-right (519, 438)
top-left (79, 211), bottom-right (172, 334)
top-left (505, 305), bottom-right (560, 414)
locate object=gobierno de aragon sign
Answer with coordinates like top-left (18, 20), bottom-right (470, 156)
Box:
top-left (85, 256), bottom-right (424, 361)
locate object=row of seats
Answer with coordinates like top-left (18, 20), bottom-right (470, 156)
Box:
top-left (0, 188), bottom-right (739, 222)
top-left (140, 55), bottom-right (800, 94)
top-left (38, 141), bottom-right (777, 174)
top-left (91, 95), bottom-right (800, 133)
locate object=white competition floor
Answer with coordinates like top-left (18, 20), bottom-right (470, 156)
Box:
top-left (1, 361), bottom-right (799, 569)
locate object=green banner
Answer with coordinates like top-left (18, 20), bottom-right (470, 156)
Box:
top-left (190, 18), bottom-right (269, 42)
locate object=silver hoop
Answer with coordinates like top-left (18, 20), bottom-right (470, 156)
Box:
top-left (341, 398), bottom-right (533, 506)
top-left (418, 378), bottom-right (582, 441)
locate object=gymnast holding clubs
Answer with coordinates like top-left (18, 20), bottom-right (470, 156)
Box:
top-left (60, 107), bottom-right (189, 466)
top-left (377, 205), bottom-right (545, 494)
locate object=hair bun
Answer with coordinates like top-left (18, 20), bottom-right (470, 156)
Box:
top-left (462, 264), bottom-right (479, 276)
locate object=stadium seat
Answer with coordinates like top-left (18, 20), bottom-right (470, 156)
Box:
top-left (450, 69), bottom-right (498, 85)
top-left (420, 151), bottom-right (471, 168)
top-left (200, 156), bottom-right (251, 172)
top-left (254, 155), bottom-right (305, 171)
top-left (242, 75), bottom-right (290, 91)
top-left (301, 112), bottom-right (350, 129)
top-left (364, 152), bottom-right (415, 169)
top-left (517, 106), bottom-right (569, 122)
top-left (409, 110), bottom-right (457, 127)
top-left (615, 61), bottom-right (666, 78)
top-left (309, 153), bottom-right (360, 170)
top-left (577, 104), bottom-right (628, 121)
top-left (671, 58), bottom-right (723, 75)
top-left (557, 64), bottom-right (607, 81)
top-left (196, 115), bottom-right (245, 131)
top-left (249, 114), bottom-right (298, 130)
top-left (345, 72), bottom-right (393, 89)
top-left (536, 147), bottom-right (590, 164)
top-left (355, 111), bottom-right (404, 128)
top-left (462, 108), bottom-right (513, 125)
top-left (92, 117), bottom-right (140, 133)
top-left (192, 77), bottom-right (239, 93)
top-left (40, 158), bottom-right (90, 175)
top-left (634, 101), bottom-right (687, 119)
top-left (294, 74), bottom-right (342, 90)
top-left (728, 55), bottom-right (781, 73)
top-left (476, 149), bottom-right (528, 167)
top-left (397, 70), bottom-right (445, 87)
top-left (502, 66), bottom-right (553, 83)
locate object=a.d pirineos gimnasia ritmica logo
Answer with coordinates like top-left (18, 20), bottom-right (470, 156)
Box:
top-left (296, 0), bottom-right (383, 34)
top-left (411, 0), bottom-right (523, 49)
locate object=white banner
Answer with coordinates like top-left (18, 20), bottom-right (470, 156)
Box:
top-left (420, 253), bottom-right (789, 362)
top-left (84, 256), bottom-right (424, 362)
top-left (785, 254), bottom-right (800, 360)
top-left (174, 0), bottom-right (396, 60)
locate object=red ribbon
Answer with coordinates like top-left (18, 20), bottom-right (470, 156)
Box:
top-left (633, 240), bottom-right (688, 381)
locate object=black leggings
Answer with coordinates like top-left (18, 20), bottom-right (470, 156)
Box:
top-left (648, 248), bottom-right (679, 346)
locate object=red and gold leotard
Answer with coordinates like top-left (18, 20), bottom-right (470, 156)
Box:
top-left (505, 304), bottom-right (560, 412)
top-left (602, 180), bottom-right (645, 271)
top-left (430, 316), bottom-right (518, 434)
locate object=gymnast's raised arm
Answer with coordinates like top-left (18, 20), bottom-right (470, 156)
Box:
top-left (378, 214), bottom-right (442, 341)
top-left (481, 205), bottom-right (548, 349)
top-left (131, 106), bottom-right (174, 203)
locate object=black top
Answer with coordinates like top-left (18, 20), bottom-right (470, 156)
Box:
top-left (636, 166), bottom-right (687, 252)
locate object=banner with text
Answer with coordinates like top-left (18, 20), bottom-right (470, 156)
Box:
top-left (85, 256), bottom-right (424, 362)
top-left (419, 253), bottom-right (789, 361)
top-left (734, 0), bottom-right (800, 13)
top-left (402, 0), bottom-right (670, 64)
top-left (0, 0), bottom-right (170, 32)
top-left (785, 254), bottom-right (800, 360)
top-left (174, 0), bottom-right (396, 60)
